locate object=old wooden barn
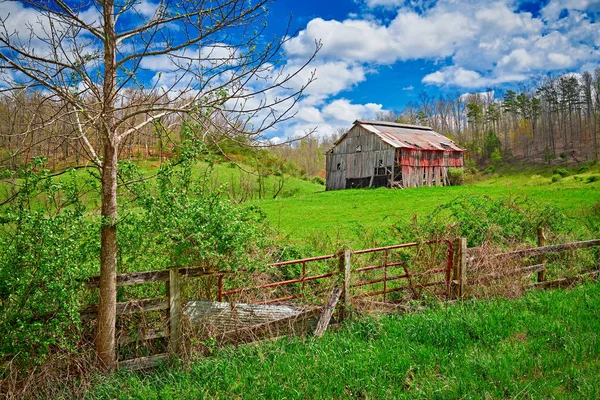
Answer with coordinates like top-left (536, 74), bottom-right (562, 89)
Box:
top-left (325, 120), bottom-right (464, 191)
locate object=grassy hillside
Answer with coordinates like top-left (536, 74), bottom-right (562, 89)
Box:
top-left (86, 283), bottom-right (600, 399)
top-left (253, 164), bottom-right (600, 246)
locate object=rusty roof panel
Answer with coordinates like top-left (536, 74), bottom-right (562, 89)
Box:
top-left (354, 120), bottom-right (463, 152)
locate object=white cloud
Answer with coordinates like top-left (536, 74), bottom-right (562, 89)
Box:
top-left (285, 61), bottom-right (367, 102)
top-left (548, 52), bottom-right (573, 68)
top-left (321, 99), bottom-right (383, 123)
top-left (423, 66), bottom-right (527, 88)
top-left (263, 98), bottom-right (385, 141)
top-left (285, 0), bottom-right (600, 89)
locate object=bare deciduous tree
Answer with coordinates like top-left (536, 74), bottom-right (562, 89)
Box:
top-left (0, 0), bottom-right (319, 370)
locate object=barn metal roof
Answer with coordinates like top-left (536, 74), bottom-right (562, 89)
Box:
top-left (347, 120), bottom-right (464, 152)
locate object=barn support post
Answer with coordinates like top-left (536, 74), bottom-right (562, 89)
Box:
top-left (537, 228), bottom-right (547, 282)
top-left (452, 238), bottom-right (467, 299)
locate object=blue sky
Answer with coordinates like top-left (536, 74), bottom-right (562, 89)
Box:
top-left (1, 0), bottom-right (599, 142)
top-left (259, 0), bottom-right (600, 141)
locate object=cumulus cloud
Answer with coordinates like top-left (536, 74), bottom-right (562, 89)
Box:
top-left (284, 0), bottom-right (600, 89)
top-left (264, 98), bottom-right (385, 141)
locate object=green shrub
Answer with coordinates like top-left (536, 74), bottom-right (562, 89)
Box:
top-left (464, 158), bottom-right (477, 174)
top-left (483, 165), bottom-right (495, 174)
top-left (447, 168), bottom-right (465, 186)
top-left (0, 150), bottom-right (274, 367)
top-left (490, 148), bottom-right (503, 166)
top-left (551, 174), bottom-right (561, 183)
top-left (577, 166), bottom-right (589, 174)
top-left (553, 168), bottom-right (569, 177)
top-left (542, 147), bottom-right (556, 165)
top-left (311, 176), bottom-right (325, 185)
top-left (394, 195), bottom-right (568, 248)
top-left (587, 175), bottom-right (599, 183)
top-left (559, 152), bottom-right (567, 160)
top-left (0, 165), bottom-right (96, 367)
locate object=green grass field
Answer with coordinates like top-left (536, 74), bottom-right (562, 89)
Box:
top-left (86, 283), bottom-right (600, 399)
top-left (253, 164), bottom-right (600, 247)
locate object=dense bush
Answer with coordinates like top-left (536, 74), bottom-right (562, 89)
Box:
top-left (553, 168), bottom-right (569, 177)
top-left (447, 168), bottom-right (465, 186)
top-left (393, 195), bottom-right (568, 248)
top-left (0, 148), bottom-right (273, 367)
top-left (483, 165), bottom-right (496, 174)
top-left (551, 174), bottom-right (561, 183)
top-left (0, 163), bottom-right (97, 367)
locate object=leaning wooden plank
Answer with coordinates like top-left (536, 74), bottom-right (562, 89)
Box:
top-left (467, 264), bottom-right (546, 285)
top-left (314, 286), bottom-right (343, 338)
top-left (80, 298), bottom-right (168, 321)
top-left (526, 270), bottom-right (599, 289)
top-left (494, 239), bottom-right (600, 259)
top-left (85, 267), bottom-right (223, 289)
top-left (119, 353), bottom-right (169, 371)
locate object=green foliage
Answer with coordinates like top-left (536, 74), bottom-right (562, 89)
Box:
top-left (559, 152), bottom-right (567, 160)
top-left (447, 168), bottom-right (465, 186)
top-left (311, 176), bottom-right (325, 186)
top-left (0, 163), bottom-right (97, 367)
top-left (450, 195), bottom-right (566, 246)
top-left (587, 175), bottom-right (599, 183)
top-left (483, 165), bottom-right (496, 174)
top-left (483, 130), bottom-right (502, 159)
top-left (120, 158), bottom-right (271, 272)
top-left (0, 130), bottom-right (275, 367)
top-left (542, 147), bottom-right (556, 165)
top-left (464, 158), bottom-right (477, 174)
top-left (395, 195), bottom-right (568, 248)
top-left (551, 174), bottom-right (562, 183)
top-left (554, 168), bottom-right (569, 177)
top-left (490, 148), bottom-right (503, 166)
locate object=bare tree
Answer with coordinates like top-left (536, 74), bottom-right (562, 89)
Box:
top-left (0, 0), bottom-right (319, 370)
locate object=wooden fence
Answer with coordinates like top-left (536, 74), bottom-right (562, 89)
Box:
top-left (82, 231), bottom-right (600, 369)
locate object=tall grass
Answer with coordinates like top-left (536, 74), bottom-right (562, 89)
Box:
top-left (84, 283), bottom-right (600, 399)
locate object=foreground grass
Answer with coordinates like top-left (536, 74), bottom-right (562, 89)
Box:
top-left (254, 164), bottom-right (600, 245)
top-left (86, 283), bottom-right (600, 399)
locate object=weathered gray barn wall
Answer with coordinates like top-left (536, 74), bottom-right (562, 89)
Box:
top-left (326, 125), bottom-right (395, 190)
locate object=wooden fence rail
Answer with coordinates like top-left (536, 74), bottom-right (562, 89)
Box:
top-left (453, 229), bottom-right (600, 299)
top-left (82, 232), bottom-right (599, 369)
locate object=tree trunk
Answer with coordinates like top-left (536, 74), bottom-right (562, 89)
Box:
top-left (96, 140), bottom-right (118, 371)
top-left (96, 0), bottom-right (118, 371)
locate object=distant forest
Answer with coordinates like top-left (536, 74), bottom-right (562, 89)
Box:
top-left (377, 68), bottom-right (600, 167)
top-left (1, 68), bottom-right (599, 174)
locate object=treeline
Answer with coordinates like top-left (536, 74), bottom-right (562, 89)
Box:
top-left (0, 91), bottom-right (188, 169)
top-left (377, 68), bottom-right (600, 166)
top-left (3, 69), bottom-right (599, 174)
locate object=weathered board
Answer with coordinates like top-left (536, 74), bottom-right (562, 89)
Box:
top-left (183, 301), bottom-right (318, 340)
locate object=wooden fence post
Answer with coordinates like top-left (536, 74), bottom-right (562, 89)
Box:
top-left (338, 249), bottom-right (351, 322)
top-left (537, 227), bottom-right (547, 282)
top-left (452, 238), bottom-right (467, 299)
top-left (167, 267), bottom-right (181, 355)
